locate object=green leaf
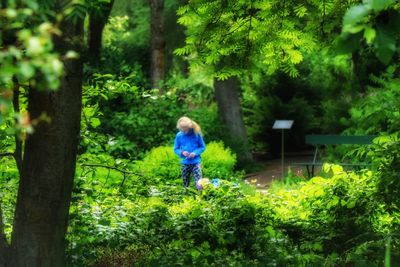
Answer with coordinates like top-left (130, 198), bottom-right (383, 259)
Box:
top-left (327, 196), bottom-right (339, 208)
top-left (365, 0), bottom-right (396, 11)
top-left (266, 225), bottom-right (276, 236)
top-left (331, 164), bottom-right (344, 174)
top-left (345, 25), bottom-right (365, 34)
top-left (346, 200), bottom-right (356, 209)
top-left (26, 36), bottom-right (44, 55)
top-left (374, 26), bottom-right (396, 64)
top-left (190, 249), bottom-right (201, 258)
top-left (363, 27), bottom-right (376, 44)
top-left (90, 118), bottom-right (101, 128)
top-left (343, 5), bottom-right (370, 26)
top-left (19, 62), bottom-right (35, 79)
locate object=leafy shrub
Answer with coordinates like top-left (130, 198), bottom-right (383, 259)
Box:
top-left (135, 141), bottom-right (237, 183)
top-left (67, 173), bottom-right (297, 267)
top-left (344, 65), bottom-right (400, 135)
top-left (368, 134), bottom-right (400, 209)
top-left (201, 141), bottom-right (236, 179)
top-left (66, 153), bottom-right (400, 266)
top-left (134, 145), bottom-right (181, 182)
top-left (268, 163), bottom-right (399, 265)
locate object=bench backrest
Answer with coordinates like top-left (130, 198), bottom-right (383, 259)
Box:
top-left (305, 135), bottom-right (377, 145)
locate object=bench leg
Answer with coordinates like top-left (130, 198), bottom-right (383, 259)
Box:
top-left (306, 165), bottom-right (311, 178)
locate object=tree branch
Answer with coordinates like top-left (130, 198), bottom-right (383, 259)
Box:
top-left (80, 163), bottom-right (137, 175)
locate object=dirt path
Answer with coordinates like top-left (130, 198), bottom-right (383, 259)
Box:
top-left (244, 154), bottom-right (316, 189)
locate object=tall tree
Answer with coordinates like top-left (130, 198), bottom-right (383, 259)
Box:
top-left (0, 0), bottom-right (110, 265)
top-left (1, 1), bottom-right (64, 263)
top-left (10, 4), bottom-right (84, 267)
top-left (149, 0), bottom-right (166, 91)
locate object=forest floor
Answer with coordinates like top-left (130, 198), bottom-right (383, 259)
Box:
top-left (244, 152), bottom-right (320, 191)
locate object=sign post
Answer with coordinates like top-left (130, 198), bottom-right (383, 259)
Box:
top-left (272, 120), bottom-right (294, 179)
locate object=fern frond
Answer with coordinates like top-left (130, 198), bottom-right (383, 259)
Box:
top-left (65, 2), bottom-right (88, 24)
top-left (294, 4), bottom-right (308, 18)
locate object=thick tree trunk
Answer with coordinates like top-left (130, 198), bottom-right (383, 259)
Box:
top-left (9, 21), bottom-right (84, 267)
top-left (88, 0), bottom-right (115, 62)
top-left (149, 0), bottom-right (166, 91)
top-left (214, 77), bottom-right (253, 165)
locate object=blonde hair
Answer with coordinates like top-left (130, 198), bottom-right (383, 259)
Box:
top-left (177, 116), bottom-right (201, 134)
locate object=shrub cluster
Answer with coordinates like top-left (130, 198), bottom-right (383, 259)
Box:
top-left (63, 137), bottom-right (400, 266)
top-left (134, 141), bottom-right (237, 183)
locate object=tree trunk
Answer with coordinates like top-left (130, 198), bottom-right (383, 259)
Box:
top-left (88, 0), bottom-right (115, 62)
top-left (9, 20), bottom-right (84, 267)
top-left (214, 77), bottom-right (253, 165)
top-left (149, 0), bottom-right (165, 92)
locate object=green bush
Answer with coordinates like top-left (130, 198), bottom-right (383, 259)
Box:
top-left (202, 141), bottom-right (236, 179)
top-left (344, 66), bottom-right (400, 135)
top-left (268, 163), bottom-right (398, 265)
top-left (135, 145), bottom-right (181, 182)
top-left (67, 174), bottom-right (295, 267)
top-left (66, 152), bottom-right (400, 266)
top-left (135, 141), bottom-right (237, 183)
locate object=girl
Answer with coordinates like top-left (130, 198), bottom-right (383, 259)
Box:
top-left (173, 116), bottom-right (206, 189)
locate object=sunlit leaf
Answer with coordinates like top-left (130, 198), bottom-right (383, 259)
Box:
top-left (19, 62), bottom-right (35, 79)
top-left (363, 26), bottom-right (376, 44)
top-left (26, 37), bottom-right (44, 55)
top-left (343, 5), bottom-right (369, 26)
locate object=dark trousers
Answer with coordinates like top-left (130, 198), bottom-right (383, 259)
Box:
top-left (181, 163), bottom-right (202, 189)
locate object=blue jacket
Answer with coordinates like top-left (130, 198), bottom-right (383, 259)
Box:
top-left (173, 130), bottom-right (206, 164)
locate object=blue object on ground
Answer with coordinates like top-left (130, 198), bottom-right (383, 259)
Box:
top-left (211, 178), bottom-right (220, 188)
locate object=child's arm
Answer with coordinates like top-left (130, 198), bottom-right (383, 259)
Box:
top-left (173, 135), bottom-right (185, 158)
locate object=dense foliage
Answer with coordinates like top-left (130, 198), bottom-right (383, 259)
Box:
top-left (2, 0), bottom-right (400, 265)
top-left (0, 133), bottom-right (399, 266)
top-left (3, 138), bottom-right (400, 266)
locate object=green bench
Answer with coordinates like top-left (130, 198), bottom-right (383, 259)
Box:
top-left (293, 135), bottom-right (377, 178)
